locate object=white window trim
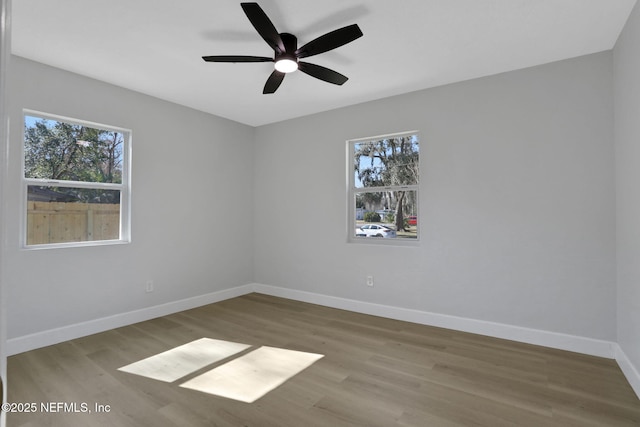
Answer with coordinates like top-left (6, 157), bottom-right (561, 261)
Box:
top-left (21, 109), bottom-right (132, 250)
top-left (347, 130), bottom-right (420, 247)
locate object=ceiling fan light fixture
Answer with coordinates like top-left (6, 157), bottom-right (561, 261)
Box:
top-left (202, 3), bottom-right (363, 93)
top-left (274, 57), bottom-right (298, 73)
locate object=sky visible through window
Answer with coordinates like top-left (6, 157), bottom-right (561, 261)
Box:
top-left (24, 114), bottom-right (124, 184)
top-left (353, 134), bottom-right (419, 188)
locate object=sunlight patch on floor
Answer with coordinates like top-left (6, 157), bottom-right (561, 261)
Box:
top-left (118, 339), bottom-right (324, 402)
top-left (117, 338), bottom-right (251, 382)
top-left (179, 346), bottom-right (324, 403)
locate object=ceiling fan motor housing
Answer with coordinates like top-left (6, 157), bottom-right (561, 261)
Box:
top-left (274, 33), bottom-right (298, 73)
top-left (275, 33), bottom-right (298, 64)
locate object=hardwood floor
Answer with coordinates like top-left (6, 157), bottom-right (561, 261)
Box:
top-left (6, 293), bottom-right (640, 426)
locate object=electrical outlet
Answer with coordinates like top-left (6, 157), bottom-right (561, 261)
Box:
top-left (145, 280), bottom-right (154, 293)
top-left (366, 275), bottom-right (374, 287)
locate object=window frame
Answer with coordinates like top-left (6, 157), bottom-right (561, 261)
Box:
top-left (347, 130), bottom-right (420, 246)
top-left (21, 109), bottom-right (132, 249)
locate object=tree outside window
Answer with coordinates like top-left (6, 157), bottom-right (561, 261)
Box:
top-left (349, 132), bottom-right (419, 241)
top-left (23, 111), bottom-right (130, 247)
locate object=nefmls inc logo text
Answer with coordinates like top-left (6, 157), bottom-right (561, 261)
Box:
top-left (40, 402), bottom-right (111, 413)
top-left (2, 401), bottom-right (112, 414)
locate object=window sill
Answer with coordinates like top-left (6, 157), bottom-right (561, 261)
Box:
top-left (22, 239), bottom-right (131, 251)
top-left (348, 237), bottom-right (420, 247)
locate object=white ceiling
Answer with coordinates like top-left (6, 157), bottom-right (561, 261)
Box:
top-left (11, 0), bottom-right (637, 127)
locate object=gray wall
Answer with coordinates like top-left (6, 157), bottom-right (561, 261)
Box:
top-left (253, 52), bottom-right (617, 341)
top-left (4, 51), bottom-right (620, 347)
top-left (5, 56), bottom-right (255, 339)
top-left (615, 2), bottom-right (640, 380)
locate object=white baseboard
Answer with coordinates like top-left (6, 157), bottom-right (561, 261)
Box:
top-left (251, 283), bottom-right (616, 359)
top-left (614, 344), bottom-right (640, 399)
top-left (6, 281), bottom-right (618, 363)
top-left (6, 284), bottom-right (254, 356)
top-left (7, 281), bottom-right (635, 401)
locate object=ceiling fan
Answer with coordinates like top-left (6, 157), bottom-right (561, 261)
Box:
top-left (202, 2), bottom-right (363, 94)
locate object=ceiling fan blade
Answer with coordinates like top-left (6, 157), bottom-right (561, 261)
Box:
top-left (263, 70), bottom-right (285, 94)
top-left (241, 2), bottom-right (285, 54)
top-left (295, 24), bottom-right (363, 58)
top-left (298, 62), bottom-right (348, 85)
top-left (202, 55), bottom-right (273, 63)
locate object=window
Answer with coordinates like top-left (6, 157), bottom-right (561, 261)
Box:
top-left (348, 131), bottom-right (419, 243)
top-left (22, 111), bottom-right (131, 248)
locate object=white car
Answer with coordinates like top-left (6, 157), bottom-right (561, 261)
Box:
top-left (356, 224), bottom-right (397, 238)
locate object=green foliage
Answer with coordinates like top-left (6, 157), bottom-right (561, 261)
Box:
top-left (385, 213), bottom-right (395, 223)
top-left (24, 116), bottom-right (124, 203)
top-left (354, 135), bottom-right (419, 189)
top-left (354, 135), bottom-right (419, 231)
top-left (361, 192), bottom-right (382, 207)
top-left (364, 211), bottom-right (381, 222)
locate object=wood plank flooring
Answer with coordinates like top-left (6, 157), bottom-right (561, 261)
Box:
top-left (5, 293), bottom-right (640, 426)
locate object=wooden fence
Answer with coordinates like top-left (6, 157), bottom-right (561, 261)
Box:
top-left (27, 201), bottom-right (120, 245)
